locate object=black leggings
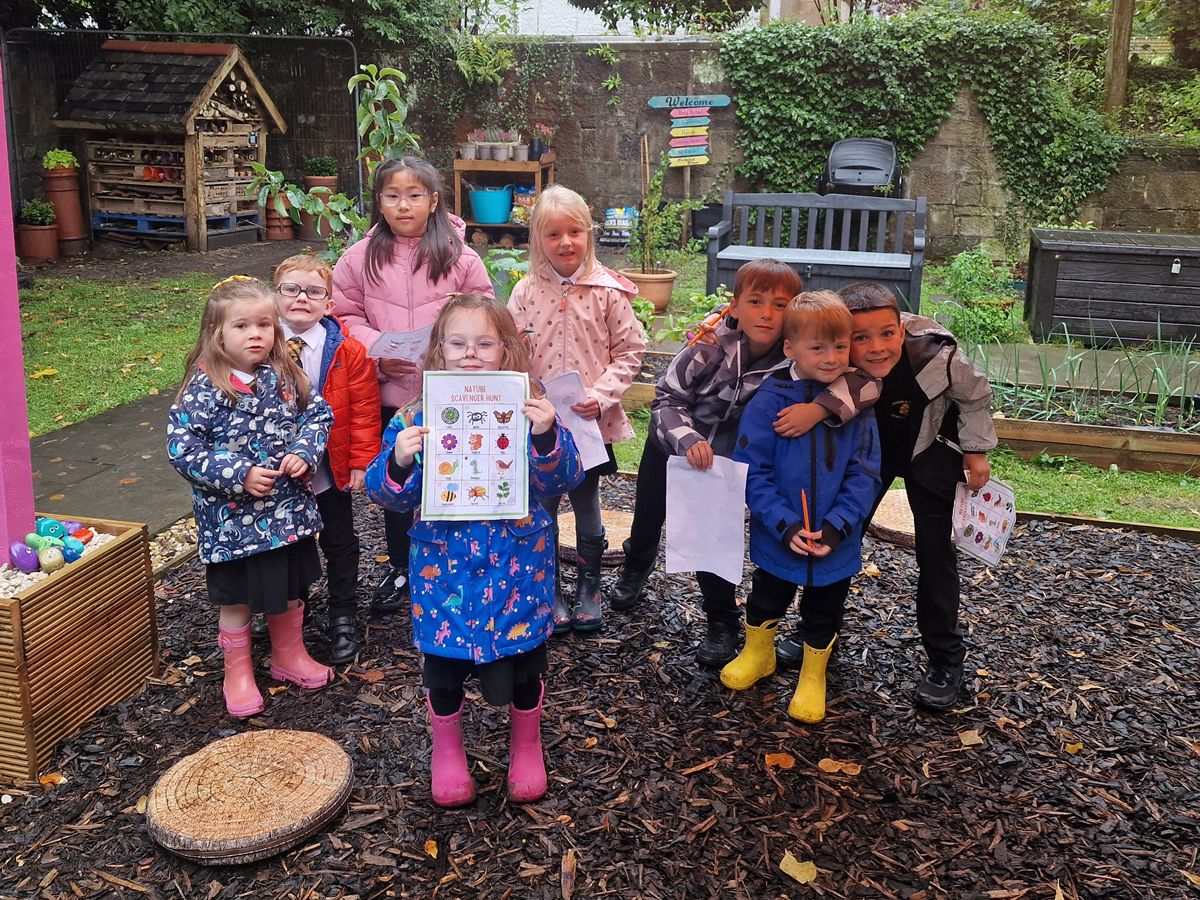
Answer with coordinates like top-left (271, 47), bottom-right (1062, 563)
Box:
top-left (746, 568), bottom-right (851, 649)
top-left (429, 680), bottom-right (542, 715)
top-left (381, 406), bottom-right (415, 568)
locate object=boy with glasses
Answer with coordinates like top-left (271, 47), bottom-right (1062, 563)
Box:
top-left (273, 254), bottom-right (381, 663)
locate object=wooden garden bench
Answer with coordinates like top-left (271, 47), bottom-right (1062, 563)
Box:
top-left (705, 191), bottom-right (928, 311)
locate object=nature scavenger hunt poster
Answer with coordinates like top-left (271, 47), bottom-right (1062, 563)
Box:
top-left (421, 371), bottom-right (530, 521)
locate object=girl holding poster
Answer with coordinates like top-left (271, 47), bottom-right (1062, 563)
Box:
top-left (365, 294), bottom-right (583, 808)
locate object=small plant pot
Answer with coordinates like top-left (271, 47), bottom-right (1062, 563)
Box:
top-left (42, 165), bottom-right (87, 255)
top-left (459, 143), bottom-right (478, 161)
top-left (18, 223), bottom-right (59, 264)
top-left (492, 144), bottom-right (512, 162)
top-left (512, 144), bottom-right (530, 162)
top-left (474, 142), bottom-right (488, 158)
top-left (620, 268), bottom-right (677, 314)
top-left (298, 211), bottom-right (331, 241)
top-left (529, 138), bottom-right (547, 161)
top-left (303, 175), bottom-right (338, 193)
top-left (265, 196), bottom-right (295, 241)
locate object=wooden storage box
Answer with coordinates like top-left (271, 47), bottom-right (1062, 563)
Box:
top-left (1026, 228), bottom-right (1200, 344)
top-left (0, 515), bottom-right (158, 782)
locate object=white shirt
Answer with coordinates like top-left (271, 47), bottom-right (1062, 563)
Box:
top-left (282, 321), bottom-right (333, 494)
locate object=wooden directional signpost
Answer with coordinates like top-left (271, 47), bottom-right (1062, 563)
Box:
top-left (648, 94), bottom-right (730, 168)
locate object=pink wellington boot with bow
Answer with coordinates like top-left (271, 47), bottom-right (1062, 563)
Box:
top-left (218, 622), bottom-right (264, 718)
top-left (427, 695), bottom-right (476, 807)
top-left (266, 602), bottom-right (334, 688)
top-left (507, 683), bottom-right (547, 803)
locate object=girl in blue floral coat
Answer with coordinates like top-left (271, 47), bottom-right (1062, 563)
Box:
top-left (366, 293), bottom-right (583, 808)
top-left (167, 276), bottom-right (335, 719)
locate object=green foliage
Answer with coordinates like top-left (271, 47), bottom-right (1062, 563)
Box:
top-left (651, 285), bottom-right (732, 344)
top-left (567, 0), bottom-right (758, 33)
top-left (927, 246), bottom-right (1025, 345)
top-left (719, 13), bottom-right (1126, 225)
top-left (587, 43), bottom-right (618, 67)
top-left (41, 149), bottom-right (77, 170)
top-left (448, 31), bottom-right (516, 87)
top-left (303, 155), bottom-right (339, 177)
top-left (19, 200), bottom-right (55, 226)
top-left (483, 247), bottom-right (530, 304)
top-left (587, 44), bottom-right (622, 106)
top-left (244, 162), bottom-right (306, 215)
top-left (348, 64), bottom-right (421, 182)
top-left (294, 188), bottom-right (370, 263)
top-left (628, 155), bottom-right (708, 273)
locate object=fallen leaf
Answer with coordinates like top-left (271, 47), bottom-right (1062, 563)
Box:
top-left (39, 773), bottom-right (64, 787)
top-left (584, 736), bottom-right (598, 748)
top-left (182, 655), bottom-right (203, 666)
top-left (765, 752), bottom-right (795, 770)
top-left (48, 493), bottom-right (65, 501)
top-left (975, 668), bottom-right (991, 676)
top-left (28, 368), bottom-right (59, 379)
top-left (1180, 870), bottom-right (1200, 887)
top-left (119, 477), bottom-right (139, 485)
top-left (355, 669), bottom-right (386, 683)
top-left (136, 795), bottom-right (147, 814)
top-left (519, 861), bottom-right (550, 877)
top-left (862, 562), bottom-right (882, 577)
top-left (373, 555), bottom-right (391, 564)
top-left (267, 685), bottom-right (288, 696)
top-left (424, 839), bottom-right (438, 859)
top-left (958, 730), bottom-right (984, 747)
top-left (1078, 683), bottom-right (1103, 691)
top-left (1163, 620), bottom-right (1181, 634)
top-left (1064, 742), bottom-right (1084, 755)
top-left (561, 847), bottom-right (577, 900)
top-left (1053, 881), bottom-right (1066, 900)
top-left (817, 757), bottom-right (862, 775)
top-left (779, 850), bottom-right (818, 884)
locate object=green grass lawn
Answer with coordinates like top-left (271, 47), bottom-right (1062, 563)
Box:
top-left (613, 409), bottom-right (1199, 530)
top-left (20, 274), bottom-right (212, 436)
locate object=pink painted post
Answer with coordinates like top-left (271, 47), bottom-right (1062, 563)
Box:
top-left (0, 61), bottom-right (36, 565)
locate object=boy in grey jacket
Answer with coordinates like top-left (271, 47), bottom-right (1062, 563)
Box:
top-left (609, 260), bottom-right (802, 666)
top-left (776, 282), bottom-right (997, 710)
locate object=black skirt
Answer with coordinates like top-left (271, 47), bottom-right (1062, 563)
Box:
top-left (205, 537), bottom-right (322, 615)
top-left (423, 643), bottom-right (548, 708)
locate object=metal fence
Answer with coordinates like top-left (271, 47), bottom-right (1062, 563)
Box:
top-left (2, 28), bottom-right (360, 211)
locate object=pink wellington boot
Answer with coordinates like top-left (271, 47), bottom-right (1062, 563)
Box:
top-left (218, 623), bottom-right (264, 718)
top-left (507, 684), bottom-right (547, 803)
top-left (427, 695), bottom-right (476, 808)
top-left (266, 602), bottom-right (334, 689)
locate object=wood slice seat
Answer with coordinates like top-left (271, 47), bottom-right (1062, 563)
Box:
top-left (557, 508), bottom-right (635, 567)
top-left (867, 489), bottom-right (916, 549)
top-left (146, 729), bottom-right (353, 865)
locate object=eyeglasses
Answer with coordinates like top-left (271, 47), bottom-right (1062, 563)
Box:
top-left (276, 283), bottom-right (329, 301)
top-left (441, 337), bottom-right (504, 360)
top-left (380, 191), bottom-right (432, 208)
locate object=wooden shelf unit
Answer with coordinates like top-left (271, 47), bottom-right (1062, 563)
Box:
top-left (452, 152), bottom-right (556, 229)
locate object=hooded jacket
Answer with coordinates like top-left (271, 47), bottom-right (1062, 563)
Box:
top-left (167, 366), bottom-right (332, 564)
top-left (365, 412), bottom-right (584, 664)
top-left (312, 315), bottom-right (381, 490)
top-left (735, 369), bottom-right (881, 587)
top-left (331, 214), bottom-right (493, 409)
top-left (651, 328), bottom-right (790, 458)
top-left (506, 263), bottom-right (646, 443)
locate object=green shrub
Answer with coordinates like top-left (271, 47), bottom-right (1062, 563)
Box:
top-left (41, 149), bottom-right (78, 169)
top-left (303, 156), bottom-right (339, 177)
top-left (20, 200), bottom-right (56, 226)
top-left (932, 246), bottom-right (1025, 345)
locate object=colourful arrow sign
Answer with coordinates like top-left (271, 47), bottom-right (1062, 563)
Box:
top-left (669, 135), bottom-right (709, 148)
top-left (670, 126), bottom-right (709, 138)
top-left (670, 116), bottom-right (710, 128)
top-left (668, 155), bottom-right (710, 167)
top-left (668, 146), bottom-right (708, 158)
top-left (670, 107), bottom-right (710, 118)
top-left (649, 95), bottom-right (730, 109)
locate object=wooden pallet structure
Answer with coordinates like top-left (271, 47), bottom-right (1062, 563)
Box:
top-left (55, 40), bottom-right (287, 251)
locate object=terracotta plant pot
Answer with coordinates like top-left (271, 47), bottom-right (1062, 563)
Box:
top-left (299, 176), bottom-right (337, 241)
top-left (620, 268), bottom-right (677, 313)
top-left (42, 166), bottom-right (87, 255)
top-left (18, 224), bottom-right (59, 264)
top-left (265, 196), bottom-right (295, 241)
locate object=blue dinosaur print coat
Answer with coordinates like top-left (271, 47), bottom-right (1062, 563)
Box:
top-left (366, 413), bottom-right (584, 664)
top-left (167, 366), bottom-right (333, 564)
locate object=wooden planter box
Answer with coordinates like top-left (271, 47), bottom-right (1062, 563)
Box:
top-left (993, 417), bottom-right (1200, 474)
top-left (1026, 228), bottom-right (1200, 345)
top-left (0, 515), bottom-right (158, 782)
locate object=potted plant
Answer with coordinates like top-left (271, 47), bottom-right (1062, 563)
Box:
top-left (245, 163), bottom-right (305, 241)
top-left (41, 149), bottom-right (86, 256)
top-left (18, 199), bottom-right (58, 264)
top-left (485, 126), bottom-right (509, 161)
top-left (468, 128), bottom-right (487, 159)
top-left (299, 157), bottom-right (339, 240)
top-left (620, 150), bottom-right (702, 313)
top-left (348, 64), bottom-right (421, 184)
top-left (529, 122), bottom-right (555, 161)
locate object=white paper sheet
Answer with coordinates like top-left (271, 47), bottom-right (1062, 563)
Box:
top-left (665, 455), bottom-right (748, 584)
top-left (541, 371), bottom-right (609, 470)
top-left (368, 324), bottom-right (434, 361)
top-left (952, 477), bottom-right (1016, 566)
top-left (421, 371), bottom-right (529, 520)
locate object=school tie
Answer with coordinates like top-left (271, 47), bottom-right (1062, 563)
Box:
top-left (286, 336), bottom-right (305, 366)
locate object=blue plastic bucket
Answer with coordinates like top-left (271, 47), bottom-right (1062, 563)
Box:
top-left (468, 185), bottom-right (514, 224)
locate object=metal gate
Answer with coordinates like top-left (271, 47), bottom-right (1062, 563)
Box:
top-left (2, 28), bottom-right (360, 211)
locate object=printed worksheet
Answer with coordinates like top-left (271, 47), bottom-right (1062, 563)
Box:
top-left (952, 478), bottom-right (1016, 566)
top-left (368, 324), bottom-right (434, 361)
top-left (664, 455), bottom-right (749, 585)
top-left (541, 371), bottom-right (608, 470)
top-left (421, 371), bottom-right (529, 521)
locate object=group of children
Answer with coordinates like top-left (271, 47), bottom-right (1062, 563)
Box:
top-left (166, 153), bottom-right (995, 808)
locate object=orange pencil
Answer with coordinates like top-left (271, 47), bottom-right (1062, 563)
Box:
top-left (686, 304), bottom-right (732, 347)
top-left (801, 488), bottom-right (816, 552)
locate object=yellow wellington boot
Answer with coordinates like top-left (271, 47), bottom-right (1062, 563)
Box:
top-left (787, 634), bottom-right (837, 724)
top-left (720, 619), bottom-right (780, 691)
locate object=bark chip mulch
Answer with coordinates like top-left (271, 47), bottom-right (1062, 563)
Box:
top-left (1, 482), bottom-right (1197, 899)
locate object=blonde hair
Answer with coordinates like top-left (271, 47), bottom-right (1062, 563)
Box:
top-left (402, 293), bottom-right (541, 419)
top-left (179, 276), bottom-right (311, 409)
top-left (783, 290), bottom-right (853, 344)
top-left (274, 253), bottom-right (333, 293)
top-left (528, 185), bottom-right (596, 275)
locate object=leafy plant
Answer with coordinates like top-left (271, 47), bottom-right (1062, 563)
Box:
top-left (928, 246), bottom-right (1026, 345)
top-left (587, 44), bottom-right (622, 106)
top-left (467, 128), bottom-right (487, 143)
top-left (448, 30), bottom-right (516, 87)
top-left (20, 199), bottom-right (56, 226)
top-left (294, 188), bottom-right (370, 263)
top-left (483, 248), bottom-right (530, 303)
top-left (244, 163), bottom-right (306, 216)
top-left (628, 153), bottom-right (707, 273)
top-left (568, 0), bottom-right (759, 33)
top-left (630, 297), bottom-right (658, 337)
top-left (303, 155), bottom-right (339, 178)
top-left (531, 122), bottom-right (557, 144)
top-left (347, 64), bottom-right (421, 182)
top-left (652, 285), bottom-right (732, 343)
top-left (41, 149), bottom-right (78, 170)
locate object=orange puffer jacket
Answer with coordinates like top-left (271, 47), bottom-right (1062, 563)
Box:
top-left (314, 316), bottom-right (382, 489)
